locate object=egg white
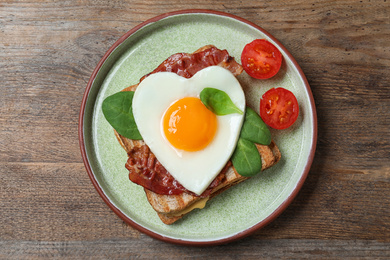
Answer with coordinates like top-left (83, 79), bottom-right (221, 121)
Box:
top-left (132, 66), bottom-right (245, 195)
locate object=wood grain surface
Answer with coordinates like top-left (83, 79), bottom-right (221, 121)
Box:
top-left (1, 0), bottom-right (389, 258)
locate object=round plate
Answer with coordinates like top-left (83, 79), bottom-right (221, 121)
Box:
top-left (79, 10), bottom-right (317, 246)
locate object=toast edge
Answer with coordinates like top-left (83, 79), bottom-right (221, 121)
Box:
top-left (152, 141), bottom-right (281, 224)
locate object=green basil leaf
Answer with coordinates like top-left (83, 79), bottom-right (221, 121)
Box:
top-left (200, 88), bottom-right (243, 115)
top-left (231, 137), bottom-right (262, 177)
top-left (240, 107), bottom-right (271, 145)
top-left (102, 91), bottom-right (142, 140)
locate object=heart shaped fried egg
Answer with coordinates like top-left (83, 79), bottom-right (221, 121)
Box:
top-left (132, 66), bottom-right (245, 195)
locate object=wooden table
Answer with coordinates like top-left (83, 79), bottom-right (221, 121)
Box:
top-left (1, 0), bottom-right (389, 258)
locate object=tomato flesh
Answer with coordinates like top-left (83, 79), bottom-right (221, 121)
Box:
top-left (260, 88), bottom-right (299, 129)
top-left (241, 39), bottom-right (282, 79)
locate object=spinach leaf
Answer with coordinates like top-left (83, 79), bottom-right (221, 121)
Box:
top-left (200, 88), bottom-right (243, 115)
top-left (231, 137), bottom-right (262, 177)
top-left (231, 107), bottom-right (271, 176)
top-left (240, 107), bottom-right (271, 145)
top-left (102, 91), bottom-right (142, 140)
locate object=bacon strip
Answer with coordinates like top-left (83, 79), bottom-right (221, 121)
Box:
top-left (125, 146), bottom-right (231, 198)
top-left (140, 46), bottom-right (243, 80)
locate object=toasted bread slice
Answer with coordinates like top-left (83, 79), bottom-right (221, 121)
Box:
top-left (113, 45), bottom-right (281, 224)
top-left (147, 142), bottom-right (281, 224)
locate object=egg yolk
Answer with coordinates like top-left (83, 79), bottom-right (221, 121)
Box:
top-left (163, 97), bottom-right (217, 152)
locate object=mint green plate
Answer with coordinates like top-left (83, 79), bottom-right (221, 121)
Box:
top-left (79, 10), bottom-right (317, 246)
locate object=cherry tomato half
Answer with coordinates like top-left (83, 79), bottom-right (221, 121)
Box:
top-left (260, 88), bottom-right (299, 130)
top-left (241, 39), bottom-right (282, 79)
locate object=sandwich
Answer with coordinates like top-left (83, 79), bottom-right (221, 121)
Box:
top-left (104, 45), bottom-right (281, 224)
